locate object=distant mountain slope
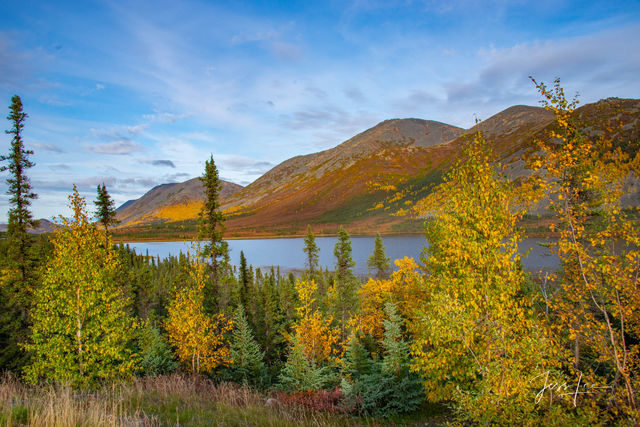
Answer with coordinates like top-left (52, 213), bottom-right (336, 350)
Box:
top-left (0, 218), bottom-right (56, 234)
top-left (116, 178), bottom-right (243, 226)
top-left (219, 107), bottom-right (557, 235)
top-left (113, 98), bottom-right (640, 237)
top-left (225, 119), bottom-right (465, 209)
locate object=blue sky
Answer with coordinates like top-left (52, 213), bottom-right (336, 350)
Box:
top-left (1, 0), bottom-right (639, 220)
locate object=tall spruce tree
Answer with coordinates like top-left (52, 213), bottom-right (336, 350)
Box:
top-left (303, 225), bottom-right (319, 275)
top-left (1, 95), bottom-right (37, 281)
top-left (367, 233), bottom-right (390, 279)
top-left (238, 250), bottom-right (250, 309)
top-left (198, 155), bottom-right (227, 280)
top-left (94, 183), bottom-right (118, 236)
top-left (332, 226), bottom-right (358, 338)
top-left (0, 95), bottom-right (38, 371)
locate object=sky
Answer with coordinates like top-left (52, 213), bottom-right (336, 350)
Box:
top-left (0, 0), bottom-right (639, 221)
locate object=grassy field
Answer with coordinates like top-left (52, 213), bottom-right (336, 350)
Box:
top-left (0, 374), bottom-right (449, 426)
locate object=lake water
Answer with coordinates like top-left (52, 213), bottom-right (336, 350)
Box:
top-left (125, 235), bottom-right (559, 277)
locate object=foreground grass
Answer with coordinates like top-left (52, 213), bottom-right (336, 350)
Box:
top-left (0, 374), bottom-right (452, 426)
top-left (0, 373), bottom-right (364, 427)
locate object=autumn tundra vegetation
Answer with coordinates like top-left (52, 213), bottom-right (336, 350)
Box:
top-left (0, 80), bottom-right (639, 426)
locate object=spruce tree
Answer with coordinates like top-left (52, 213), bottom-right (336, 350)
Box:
top-left (198, 155), bottom-right (228, 280)
top-left (1, 95), bottom-right (37, 281)
top-left (0, 95), bottom-right (37, 371)
top-left (238, 250), bottom-right (250, 309)
top-left (94, 183), bottom-right (119, 237)
top-left (332, 226), bottom-right (358, 338)
top-left (303, 225), bottom-right (319, 275)
top-left (343, 303), bottom-right (424, 417)
top-left (279, 333), bottom-right (330, 392)
top-left (367, 233), bottom-right (390, 279)
top-left (226, 305), bottom-right (266, 386)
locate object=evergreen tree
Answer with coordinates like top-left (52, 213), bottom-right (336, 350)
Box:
top-left (94, 183), bottom-right (119, 237)
top-left (0, 95), bottom-right (38, 371)
top-left (340, 330), bottom-right (373, 386)
top-left (1, 95), bottom-right (37, 279)
top-left (138, 322), bottom-right (177, 376)
top-left (24, 186), bottom-right (138, 387)
top-left (342, 303), bottom-right (424, 418)
top-left (226, 305), bottom-right (266, 386)
top-left (303, 225), bottom-right (319, 275)
top-left (198, 155), bottom-right (228, 280)
top-left (367, 233), bottom-right (390, 279)
top-left (238, 250), bottom-right (250, 309)
top-left (331, 226), bottom-right (358, 338)
top-left (279, 333), bottom-right (331, 392)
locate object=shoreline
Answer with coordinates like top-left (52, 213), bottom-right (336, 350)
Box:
top-left (112, 230), bottom-right (560, 244)
top-left (112, 231), bottom-right (427, 243)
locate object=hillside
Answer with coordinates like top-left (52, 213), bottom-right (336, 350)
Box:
top-left (0, 218), bottom-right (57, 234)
top-left (112, 98), bottom-right (640, 239)
top-left (116, 178), bottom-right (243, 227)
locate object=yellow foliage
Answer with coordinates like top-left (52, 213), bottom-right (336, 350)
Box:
top-left (165, 251), bottom-right (232, 373)
top-left (154, 201), bottom-right (203, 222)
top-left (356, 257), bottom-right (422, 341)
top-left (292, 279), bottom-right (341, 364)
top-left (528, 78), bottom-right (640, 417)
top-left (406, 131), bottom-right (557, 422)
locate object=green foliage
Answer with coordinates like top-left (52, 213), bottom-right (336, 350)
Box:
top-left (1, 95), bottom-right (37, 274)
top-left (342, 303), bottom-right (423, 418)
top-left (24, 187), bottom-right (139, 388)
top-left (94, 183), bottom-right (119, 233)
top-left (303, 225), bottom-right (319, 275)
top-left (367, 233), bottom-right (390, 279)
top-left (225, 305), bottom-right (267, 387)
top-left (331, 226), bottom-right (359, 337)
top-left (238, 251), bottom-right (251, 309)
top-left (138, 322), bottom-right (178, 376)
top-left (0, 234), bottom-right (51, 372)
top-left (198, 155), bottom-right (228, 278)
top-left (0, 95), bottom-right (39, 372)
top-left (278, 334), bottom-right (333, 392)
top-left (341, 331), bottom-right (373, 382)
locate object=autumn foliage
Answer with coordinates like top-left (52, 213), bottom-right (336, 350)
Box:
top-left (166, 250), bottom-right (233, 374)
top-left (25, 187), bottom-right (138, 387)
top-left (2, 83), bottom-right (639, 424)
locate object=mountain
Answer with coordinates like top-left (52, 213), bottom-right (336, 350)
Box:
top-left (219, 106), bottom-right (556, 236)
top-left (0, 218), bottom-right (57, 234)
top-left (113, 98), bottom-right (640, 238)
top-left (116, 178), bottom-right (243, 226)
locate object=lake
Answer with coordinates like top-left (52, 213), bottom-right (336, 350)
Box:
top-left (125, 235), bottom-right (559, 277)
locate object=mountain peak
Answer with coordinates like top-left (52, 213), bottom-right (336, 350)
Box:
top-left (350, 118), bottom-right (464, 149)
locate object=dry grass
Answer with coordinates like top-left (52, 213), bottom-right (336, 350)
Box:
top-left (0, 373), bottom-right (368, 426)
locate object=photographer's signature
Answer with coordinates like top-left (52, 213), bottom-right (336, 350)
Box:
top-left (531, 371), bottom-right (612, 406)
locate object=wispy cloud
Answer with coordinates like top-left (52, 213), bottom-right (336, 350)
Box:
top-left (31, 143), bottom-right (65, 153)
top-left (86, 140), bottom-right (143, 155)
top-left (445, 26), bottom-right (640, 107)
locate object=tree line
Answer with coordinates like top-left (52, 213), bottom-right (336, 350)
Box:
top-left (0, 82), bottom-right (638, 424)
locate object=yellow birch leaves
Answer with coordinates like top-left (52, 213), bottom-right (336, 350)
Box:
top-left (166, 251), bottom-right (232, 374)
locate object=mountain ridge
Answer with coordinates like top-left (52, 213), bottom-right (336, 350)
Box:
top-left (114, 98), bottom-right (640, 238)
